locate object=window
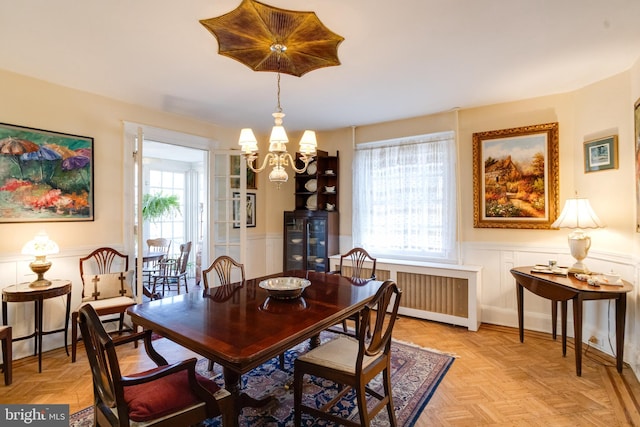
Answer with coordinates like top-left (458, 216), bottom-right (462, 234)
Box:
top-left (146, 168), bottom-right (185, 256)
top-left (353, 131), bottom-right (458, 262)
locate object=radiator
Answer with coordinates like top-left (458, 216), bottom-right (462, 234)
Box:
top-left (333, 258), bottom-right (481, 331)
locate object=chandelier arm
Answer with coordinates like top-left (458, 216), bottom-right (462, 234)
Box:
top-left (245, 153), bottom-right (274, 173)
top-left (289, 153), bottom-right (315, 174)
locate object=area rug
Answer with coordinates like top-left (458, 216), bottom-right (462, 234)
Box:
top-left (70, 332), bottom-right (454, 426)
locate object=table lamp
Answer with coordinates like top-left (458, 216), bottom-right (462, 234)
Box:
top-left (551, 196), bottom-right (604, 273)
top-left (21, 232), bottom-right (59, 287)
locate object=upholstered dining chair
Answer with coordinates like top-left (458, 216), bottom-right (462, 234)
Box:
top-left (294, 280), bottom-right (402, 427)
top-left (78, 304), bottom-right (233, 427)
top-left (72, 247), bottom-right (136, 363)
top-left (151, 241), bottom-right (192, 296)
top-left (336, 247), bottom-right (377, 334)
top-left (143, 238), bottom-right (171, 285)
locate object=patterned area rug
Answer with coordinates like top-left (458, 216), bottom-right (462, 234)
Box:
top-left (71, 331), bottom-right (454, 426)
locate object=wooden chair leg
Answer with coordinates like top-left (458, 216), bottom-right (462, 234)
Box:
top-left (71, 311), bottom-right (79, 363)
top-left (0, 326), bottom-right (12, 385)
top-left (279, 353), bottom-right (285, 370)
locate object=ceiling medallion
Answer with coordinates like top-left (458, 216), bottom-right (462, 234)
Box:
top-left (200, 0), bottom-right (344, 77)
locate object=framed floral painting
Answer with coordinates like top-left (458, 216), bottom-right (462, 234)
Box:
top-left (0, 122), bottom-right (93, 222)
top-left (473, 122), bottom-right (559, 229)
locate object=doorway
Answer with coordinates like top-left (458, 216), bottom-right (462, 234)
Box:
top-left (142, 140), bottom-right (207, 285)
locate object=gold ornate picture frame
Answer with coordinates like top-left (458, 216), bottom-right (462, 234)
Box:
top-left (473, 122), bottom-right (559, 229)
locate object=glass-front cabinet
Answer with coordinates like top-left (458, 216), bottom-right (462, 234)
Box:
top-left (283, 210), bottom-right (339, 272)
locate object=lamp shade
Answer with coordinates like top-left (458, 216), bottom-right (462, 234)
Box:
top-left (551, 198), bottom-right (604, 229)
top-left (238, 128), bottom-right (259, 154)
top-left (299, 130), bottom-right (317, 155)
top-left (21, 232), bottom-right (59, 256)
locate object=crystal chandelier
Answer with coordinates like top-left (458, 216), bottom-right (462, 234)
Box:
top-left (238, 45), bottom-right (317, 186)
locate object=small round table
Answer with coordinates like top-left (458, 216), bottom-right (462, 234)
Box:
top-left (2, 280), bottom-right (72, 373)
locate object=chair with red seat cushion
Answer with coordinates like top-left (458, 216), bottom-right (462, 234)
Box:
top-left (78, 304), bottom-right (233, 427)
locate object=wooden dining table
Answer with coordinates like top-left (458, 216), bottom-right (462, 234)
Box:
top-left (127, 270), bottom-right (383, 426)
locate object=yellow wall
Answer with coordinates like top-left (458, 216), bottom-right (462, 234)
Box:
top-left (318, 70), bottom-right (637, 259)
top-left (0, 68), bottom-right (239, 255)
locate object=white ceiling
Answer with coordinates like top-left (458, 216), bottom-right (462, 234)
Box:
top-left (2, 0), bottom-right (640, 134)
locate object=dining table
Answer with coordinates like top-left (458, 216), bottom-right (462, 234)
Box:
top-left (127, 270), bottom-right (383, 426)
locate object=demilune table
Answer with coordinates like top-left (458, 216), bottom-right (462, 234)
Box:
top-left (510, 266), bottom-right (632, 376)
top-left (127, 270), bottom-right (382, 426)
top-left (2, 280), bottom-right (72, 373)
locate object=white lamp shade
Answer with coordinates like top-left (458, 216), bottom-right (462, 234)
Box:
top-left (551, 198), bottom-right (604, 229)
top-left (269, 125), bottom-right (289, 147)
top-left (238, 128), bottom-right (259, 154)
top-left (22, 232), bottom-right (59, 256)
top-left (299, 130), bottom-right (317, 155)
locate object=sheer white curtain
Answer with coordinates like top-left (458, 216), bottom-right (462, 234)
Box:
top-left (353, 131), bottom-right (457, 262)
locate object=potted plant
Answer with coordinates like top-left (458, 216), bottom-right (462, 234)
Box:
top-left (142, 193), bottom-right (181, 222)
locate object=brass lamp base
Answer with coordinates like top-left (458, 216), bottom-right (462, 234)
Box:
top-left (29, 258), bottom-right (52, 288)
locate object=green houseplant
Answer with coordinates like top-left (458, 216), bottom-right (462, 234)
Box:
top-left (142, 193), bottom-right (181, 222)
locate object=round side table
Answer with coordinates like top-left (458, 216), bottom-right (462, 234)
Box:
top-left (2, 280), bottom-right (72, 373)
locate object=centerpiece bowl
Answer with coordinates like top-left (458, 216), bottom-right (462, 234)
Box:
top-left (258, 277), bottom-right (311, 299)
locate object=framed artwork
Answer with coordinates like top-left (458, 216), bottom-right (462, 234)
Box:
top-left (233, 192), bottom-right (256, 228)
top-left (230, 155), bottom-right (257, 189)
top-left (584, 135), bottom-right (618, 173)
top-left (0, 122), bottom-right (93, 223)
top-left (635, 98), bottom-right (640, 232)
top-left (473, 122), bottom-right (559, 229)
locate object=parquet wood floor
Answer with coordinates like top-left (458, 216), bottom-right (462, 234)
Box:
top-left (0, 313), bottom-right (638, 426)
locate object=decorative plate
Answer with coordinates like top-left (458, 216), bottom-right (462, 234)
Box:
top-left (304, 179), bottom-right (317, 192)
top-left (307, 161), bottom-right (317, 175)
top-left (258, 277), bottom-right (311, 299)
top-left (306, 194), bottom-right (317, 210)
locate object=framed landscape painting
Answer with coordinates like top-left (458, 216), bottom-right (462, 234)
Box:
top-left (473, 122), bottom-right (559, 229)
top-left (0, 122), bottom-right (93, 222)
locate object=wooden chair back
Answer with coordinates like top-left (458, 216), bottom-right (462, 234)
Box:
top-left (359, 280), bottom-right (401, 358)
top-left (79, 247), bottom-right (129, 298)
top-left (146, 238), bottom-right (171, 256)
top-left (202, 255), bottom-right (245, 289)
top-left (339, 247), bottom-right (377, 280)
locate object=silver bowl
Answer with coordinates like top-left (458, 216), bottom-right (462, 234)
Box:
top-left (258, 277), bottom-right (311, 299)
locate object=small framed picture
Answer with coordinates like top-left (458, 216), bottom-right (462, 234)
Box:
top-left (584, 135), bottom-right (618, 173)
top-left (232, 192), bottom-right (256, 228)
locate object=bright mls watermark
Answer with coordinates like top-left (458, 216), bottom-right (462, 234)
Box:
top-left (1, 404), bottom-right (68, 426)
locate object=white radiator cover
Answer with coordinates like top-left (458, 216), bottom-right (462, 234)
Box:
top-left (331, 256), bottom-right (482, 331)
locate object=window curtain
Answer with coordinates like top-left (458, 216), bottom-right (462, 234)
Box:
top-left (353, 131), bottom-right (457, 262)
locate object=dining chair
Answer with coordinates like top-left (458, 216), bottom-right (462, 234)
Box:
top-left (293, 280), bottom-right (402, 427)
top-left (202, 255), bottom-right (245, 289)
top-left (143, 238), bottom-right (171, 285)
top-left (336, 247), bottom-right (377, 334)
top-left (78, 304), bottom-right (233, 427)
top-left (72, 247), bottom-right (137, 363)
top-left (151, 241), bottom-right (192, 296)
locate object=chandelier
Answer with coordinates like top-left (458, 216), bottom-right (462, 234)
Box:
top-left (200, 0), bottom-right (344, 186)
top-left (238, 55), bottom-right (317, 185)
